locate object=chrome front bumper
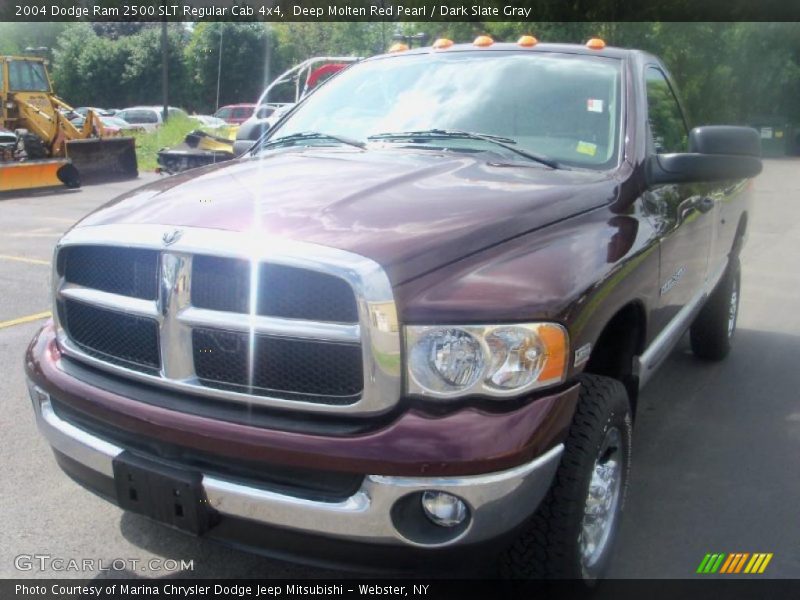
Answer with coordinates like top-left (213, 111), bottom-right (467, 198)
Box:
top-left (29, 382), bottom-right (563, 549)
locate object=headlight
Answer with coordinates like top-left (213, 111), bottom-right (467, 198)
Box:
top-left (406, 323), bottom-right (568, 398)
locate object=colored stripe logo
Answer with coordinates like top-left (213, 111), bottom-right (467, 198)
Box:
top-left (697, 553), bottom-right (773, 574)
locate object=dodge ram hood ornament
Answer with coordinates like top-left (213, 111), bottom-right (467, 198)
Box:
top-left (162, 229), bottom-right (183, 246)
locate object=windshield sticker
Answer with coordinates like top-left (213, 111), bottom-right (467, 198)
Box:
top-left (576, 141), bottom-right (598, 156)
top-left (587, 99), bottom-right (604, 113)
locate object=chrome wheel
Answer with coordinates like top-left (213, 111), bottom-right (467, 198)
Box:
top-left (579, 426), bottom-right (623, 572)
top-left (727, 276), bottom-right (739, 339)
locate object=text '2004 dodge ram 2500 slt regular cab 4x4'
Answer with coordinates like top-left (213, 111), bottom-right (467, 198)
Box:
top-left (25, 38), bottom-right (761, 580)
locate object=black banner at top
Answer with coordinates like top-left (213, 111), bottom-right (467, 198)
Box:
top-left (1, 0), bottom-right (800, 22)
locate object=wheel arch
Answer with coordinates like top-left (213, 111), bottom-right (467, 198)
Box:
top-left (582, 300), bottom-right (647, 414)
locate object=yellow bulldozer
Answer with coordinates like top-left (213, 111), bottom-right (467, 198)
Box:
top-left (1, 55), bottom-right (137, 193)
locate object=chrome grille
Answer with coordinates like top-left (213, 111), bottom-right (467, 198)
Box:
top-left (52, 225), bottom-right (401, 415)
top-left (59, 299), bottom-right (160, 374)
top-left (192, 328), bottom-right (363, 401)
top-left (58, 245), bottom-right (159, 300)
top-left (191, 255), bottom-right (359, 322)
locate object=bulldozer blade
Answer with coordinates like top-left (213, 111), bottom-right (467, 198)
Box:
top-left (66, 137), bottom-right (138, 182)
top-left (0, 159), bottom-right (77, 193)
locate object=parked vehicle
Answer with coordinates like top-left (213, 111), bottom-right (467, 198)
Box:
top-left (0, 126), bottom-right (15, 147)
top-left (213, 103), bottom-right (256, 125)
top-left (115, 106), bottom-right (189, 131)
top-left (69, 115), bottom-right (146, 135)
top-left (73, 106), bottom-right (115, 118)
top-left (26, 39), bottom-right (761, 580)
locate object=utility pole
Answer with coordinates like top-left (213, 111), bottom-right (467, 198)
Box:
top-left (215, 26), bottom-right (224, 113)
top-left (161, 21), bottom-right (169, 123)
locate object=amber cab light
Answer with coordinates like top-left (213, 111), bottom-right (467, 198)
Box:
top-left (433, 38), bottom-right (454, 50)
top-left (586, 38), bottom-right (606, 50)
top-left (518, 35), bottom-right (538, 47)
top-left (473, 35), bottom-right (494, 48)
top-left (388, 43), bottom-right (409, 53)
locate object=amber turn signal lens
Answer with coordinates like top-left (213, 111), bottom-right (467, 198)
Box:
top-left (586, 38), bottom-right (606, 50)
top-left (518, 35), bottom-right (538, 47)
top-left (536, 324), bottom-right (569, 383)
top-left (473, 35), bottom-right (494, 47)
top-left (388, 43), bottom-right (409, 53)
top-left (433, 38), bottom-right (454, 50)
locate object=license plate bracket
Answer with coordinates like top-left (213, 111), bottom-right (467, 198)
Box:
top-left (113, 452), bottom-right (213, 535)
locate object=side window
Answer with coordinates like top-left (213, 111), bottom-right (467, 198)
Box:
top-left (645, 67), bottom-right (688, 154)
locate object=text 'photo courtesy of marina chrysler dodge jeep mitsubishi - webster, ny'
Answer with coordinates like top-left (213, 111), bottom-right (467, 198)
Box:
top-left (24, 37), bottom-right (761, 581)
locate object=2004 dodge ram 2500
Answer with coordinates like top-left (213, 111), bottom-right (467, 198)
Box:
top-left (25, 40), bottom-right (762, 580)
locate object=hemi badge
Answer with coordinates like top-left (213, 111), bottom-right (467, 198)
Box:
top-left (574, 343), bottom-right (592, 368)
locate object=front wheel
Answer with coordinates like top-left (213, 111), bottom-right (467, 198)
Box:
top-left (498, 374), bottom-right (632, 581)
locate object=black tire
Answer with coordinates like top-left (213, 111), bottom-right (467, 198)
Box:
top-left (499, 374), bottom-right (632, 581)
top-left (690, 257), bottom-right (741, 361)
top-left (20, 132), bottom-right (48, 160)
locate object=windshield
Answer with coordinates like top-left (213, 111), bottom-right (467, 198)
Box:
top-left (8, 60), bottom-right (50, 92)
top-left (270, 51), bottom-right (623, 169)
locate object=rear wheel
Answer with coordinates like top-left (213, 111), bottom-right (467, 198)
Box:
top-left (499, 374), bottom-right (632, 581)
top-left (690, 258), bottom-right (741, 360)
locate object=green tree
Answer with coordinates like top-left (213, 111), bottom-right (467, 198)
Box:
top-left (0, 22), bottom-right (68, 56)
top-left (185, 23), bottom-right (275, 112)
top-left (121, 24), bottom-right (191, 109)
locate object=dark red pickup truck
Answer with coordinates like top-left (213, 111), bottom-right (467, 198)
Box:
top-left (25, 39), bottom-right (761, 580)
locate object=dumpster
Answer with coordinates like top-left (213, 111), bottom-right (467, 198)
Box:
top-left (748, 117), bottom-right (795, 157)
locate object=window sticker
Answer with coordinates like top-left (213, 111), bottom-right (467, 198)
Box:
top-left (576, 141), bottom-right (598, 156)
top-left (587, 99), bottom-right (604, 113)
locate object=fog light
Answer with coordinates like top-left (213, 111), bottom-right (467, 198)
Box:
top-left (421, 491), bottom-right (468, 527)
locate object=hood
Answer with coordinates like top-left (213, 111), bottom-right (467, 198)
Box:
top-left (77, 148), bottom-right (619, 284)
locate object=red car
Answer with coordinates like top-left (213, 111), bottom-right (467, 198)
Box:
top-left (212, 104), bottom-right (255, 125)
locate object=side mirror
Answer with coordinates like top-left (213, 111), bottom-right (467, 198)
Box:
top-left (647, 126), bottom-right (762, 185)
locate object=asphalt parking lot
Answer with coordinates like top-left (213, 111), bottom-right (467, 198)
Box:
top-left (1, 160), bottom-right (798, 579)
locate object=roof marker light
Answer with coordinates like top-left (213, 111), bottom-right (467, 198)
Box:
top-left (518, 35), bottom-right (538, 47)
top-left (432, 38), bottom-right (454, 50)
top-left (473, 35), bottom-right (494, 48)
top-left (388, 43), bottom-right (409, 53)
top-left (586, 38), bottom-right (606, 50)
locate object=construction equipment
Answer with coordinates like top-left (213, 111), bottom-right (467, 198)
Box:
top-left (1, 55), bottom-right (138, 193)
top-left (157, 57), bottom-right (360, 174)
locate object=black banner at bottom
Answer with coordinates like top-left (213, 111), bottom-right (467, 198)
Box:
top-left (4, 580), bottom-right (800, 600)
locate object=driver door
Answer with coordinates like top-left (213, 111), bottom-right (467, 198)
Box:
top-left (642, 66), bottom-right (715, 334)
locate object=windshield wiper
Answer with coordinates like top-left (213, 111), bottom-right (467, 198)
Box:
top-left (258, 131), bottom-right (366, 152)
top-left (368, 129), bottom-right (560, 169)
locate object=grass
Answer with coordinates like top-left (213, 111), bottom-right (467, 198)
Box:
top-left (130, 115), bottom-right (235, 171)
